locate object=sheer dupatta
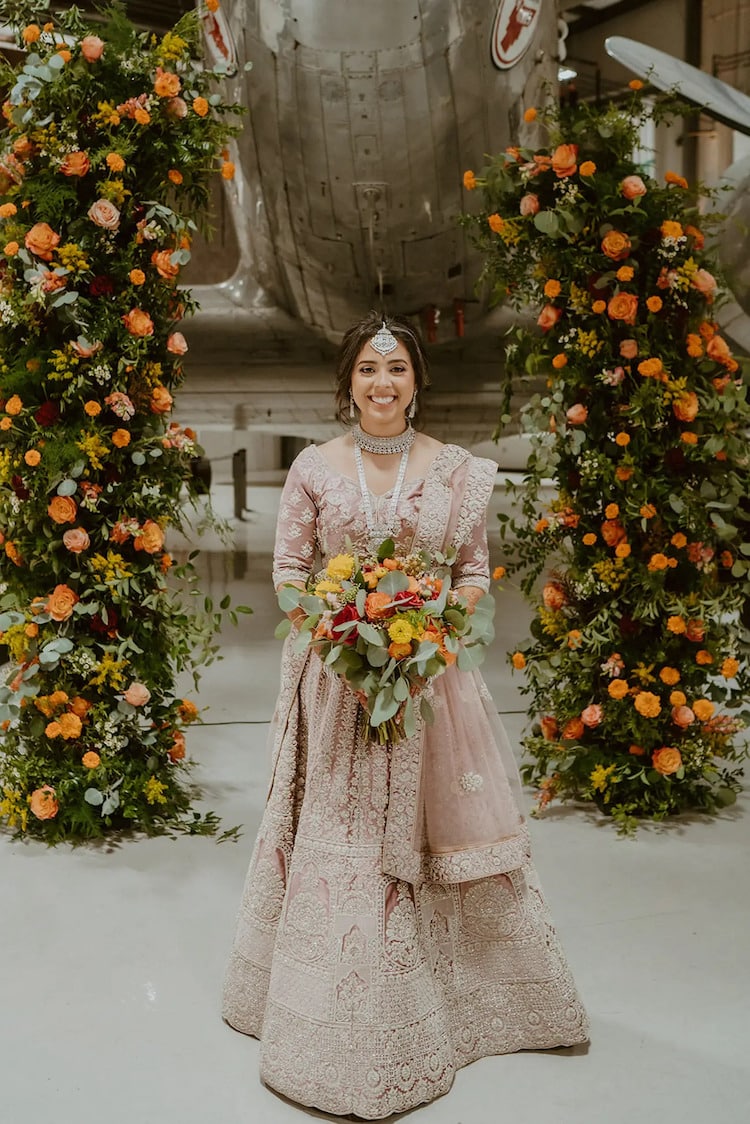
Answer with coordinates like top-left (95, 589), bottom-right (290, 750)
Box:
top-left (382, 447), bottom-right (531, 885)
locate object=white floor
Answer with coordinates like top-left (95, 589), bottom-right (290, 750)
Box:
top-left (1, 484), bottom-right (748, 1124)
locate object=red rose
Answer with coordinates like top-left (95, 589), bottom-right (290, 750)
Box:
top-left (34, 401), bottom-right (60, 426)
top-left (391, 590), bottom-right (424, 611)
top-left (89, 275), bottom-right (115, 297)
top-left (331, 603), bottom-right (360, 646)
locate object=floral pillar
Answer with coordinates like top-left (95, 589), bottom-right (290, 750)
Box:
top-left (0, 4), bottom-right (243, 840)
top-left (463, 89), bottom-right (749, 832)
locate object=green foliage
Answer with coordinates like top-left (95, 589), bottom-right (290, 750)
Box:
top-left (465, 90), bottom-right (750, 830)
top-left (0, 4), bottom-right (245, 841)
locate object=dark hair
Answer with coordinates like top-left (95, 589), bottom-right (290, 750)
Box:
top-left (334, 311), bottom-right (430, 425)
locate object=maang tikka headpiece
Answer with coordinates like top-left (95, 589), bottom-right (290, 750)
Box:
top-left (369, 319), bottom-right (399, 357)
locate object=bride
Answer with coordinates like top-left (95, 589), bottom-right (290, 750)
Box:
top-left (222, 312), bottom-right (589, 1118)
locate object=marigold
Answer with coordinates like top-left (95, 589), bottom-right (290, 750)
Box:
top-left (646, 296), bottom-right (663, 312)
top-left (615, 543), bottom-right (631, 558)
top-left (129, 269), bottom-right (145, 285)
top-left (670, 691), bottom-right (687, 708)
top-left (567, 630), bottom-right (582, 649)
top-left (721, 657), bottom-right (740, 679)
top-left (112, 429), bottom-right (131, 448)
top-left (667, 615), bottom-right (686, 634)
top-left (637, 358), bottom-right (664, 379)
top-left (640, 504), bottom-right (656, 519)
top-left (634, 691), bottom-right (661, 718)
top-left (592, 300), bottom-right (606, 314)
top-left (579, 160), bottom-right (596, 176)
top-left (462, 170), bottom-right (477, 190)
top-left (388, 641), bottom-right (412, 660)
top-left (168, 169), bottom-right (183, 185)
top-left (615, 466), bottom-right (634, 481)
top-left (544, 279), bottom-right (561, 298)
top-left (193, 96), bottom-right (209, 117)
top-left (154, 67), bottom-right (181, 98)
top-left (511, 652), bottom-right (526, 670)
top-left (659, 667), bottom-right (680, 685)
top-left (695, 650), bottom-right (714, 665)
top-left (84, 401), bottom-right (101, 417)
top-left (6, 394), bottom-right (23, 416)
top-left (608, 679), bottom-right (629, 699)
top-left (551, 353), bottom-right (567, 369)
top-left (24, 449), bottom-right (41, 466)
top-left (681, 432), bottom-right (698, 445)
top-left (583, 533), bottom-right (596, 546)
top-left (686, 333), bottom-right (703, 357)
top-left (615, 432), bottom-right (631, 447)
top-left (692, 699), bottom-right (715, 722)
top-left (82, 751), bottom-right (101, 769)
top-left (488, 213), bottom-right (504, 234)
top-left (605, 503), bottom-right (619, 519)
top-left (106, 152), bottom-right (125, 172)
top-left (629, 78), bottom-right (644, 90)
top-left (523, 107), bottom-right (537, 122)
top-left (4, 240), bottom-right (19, 256)
top-left (22, 23), bottom-right (41, 43)
top-left (648, 553), bottom-right (669, 571)
top-left (665, 171), bottom-right (688, 188)
top-left (221, 161), bottom-right (235, 180)
top-left (0, 202), bottom-right (17, 218)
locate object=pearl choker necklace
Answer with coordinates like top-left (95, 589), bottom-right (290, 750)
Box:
top-left (352, 422), bottom-right (416, 456)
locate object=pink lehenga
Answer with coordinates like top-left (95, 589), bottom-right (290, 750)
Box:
top-left (222, 444), bottom-right (588, 1118)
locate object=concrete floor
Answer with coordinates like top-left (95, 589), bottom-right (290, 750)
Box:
top-left (1, 482), bottom-right (748, 1124)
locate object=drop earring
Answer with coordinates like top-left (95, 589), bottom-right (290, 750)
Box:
top-left (407, 393), bottom-right (417, 420)
top-left (349, 391), bottom-right (355, 419)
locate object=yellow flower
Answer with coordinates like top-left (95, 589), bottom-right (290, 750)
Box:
top-left (326, 553), bottom-right (355, 581)
top-left (144, 776), bottom-right (168, 805)
top-left (314, 579), bottom-right (341, 596)
top-left (388, 618), bottom-right (414, 644)
top-left (590, 764), bottom-right (616, 792)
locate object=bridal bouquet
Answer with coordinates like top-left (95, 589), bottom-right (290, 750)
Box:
top-left (277, 540), bottom-right (495, 743)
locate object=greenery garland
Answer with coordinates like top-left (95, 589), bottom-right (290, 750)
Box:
top-left (463, 87), bottom-right (750, 833)
top-left (0, 2), bottom-right (246, 841)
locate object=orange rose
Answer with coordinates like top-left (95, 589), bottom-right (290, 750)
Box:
top-left (551, 144), bottom-right (578, 178)
top-left (25, 222), bottom-right (60, 261)
top-left (519, 193), bottom-right (539, 216)
top-left (122, 308), bottom-right (154, 337)
top-left (540, 717), bottom-right (559, 741)
top-left (620, 175), bottom-right (647, 199)
top-left (133, 520), bottom-right (165, 554)
top-left (178, 699), bottom-right (200, 723)
top-left (619, 338), bottom-right (638, 359)
top-left (629, 78), bottom-right (644, 90)
top-left (652, 747), bottom-right (682, 775)
top-left (166, 331), bottom-right (188, 355)
top-left (29, 785), bottom-right (58, 820)
top-left (629, 744), bottom-right (646, 756)
top-left (151, 249), bottom-right (179, 281)
top-left (634, 691), bottom-right (661, 718)
top-left (673, 392), bottom-right (699, 422)
top-left (48, 495), bottom-right (77, 524)
top-left (566, 403), bottom-right (588, 425)
top-left (561, 717), bottom-right (584, 740)
top-left (154, 67), bottom-right (181, 97)
top-left (60, 151), bottom-right (90, 177)
top-left (81, 35), bottom-right (105, 61)
top-left (150, 386), bottom-right (173, 414)
top-left (82, 751), bottom-right (101, 769)
top-left (537, 305), bottom-right (562, 332)
top-left (601, 519), bottom-right (626, 547)
top-left (607, 292), bottom-right (638, 324)
top-left (46, 583), bottom-right (79, 621)
top-left (192, 96), bottom-right (209, 117)
top-left (364, 591), bottom-right (393, 620)
top-left (601, 230), bottom-right (631, 261)
top-left (111, 429), bottom-right (131, 448)
top-left (706, 335), bottom-right (731, 364)
top-left (690, 269), bottom-right (717, 296)
top-left (62, 527), bottom-right (90, 553)
top-left (168, 730), bottom-right (186, 762)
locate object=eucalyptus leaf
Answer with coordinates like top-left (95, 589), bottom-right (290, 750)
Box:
top-left (367, 644), bottom-right (390, 667)
top-left (457, 644), bottom-right (486, 671)
top-left (377, 538), bottom-right (395, 561)
top-left (84, 788), bottom-right (104, 806)
top-left (274, 618), bottom-right (292, 640)
top-left (358, 621), bottom-right (386, 646)
top-left (277, 585), bottom-right (302, 612)
top-left (534, 210), bottom-right (560, 236)
top-left (300, 594), bottom-right (325, 614)
top-left (370, 686), bottom-right (400, 726)
top-left (131, 452), bottom-right (146, 466)
top-left (402, 695), bottom-right (417, 737)
top-left (420, 696), bottom-right (435, 725)
top-left (393, 677), bottom-right (409, 702)
top-left (57, 478), bottom-right (77, 497)
top-left (376, 570), bottom-right (410, 595)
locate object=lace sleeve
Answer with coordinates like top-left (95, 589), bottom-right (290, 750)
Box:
top-left (272, 447), bottom-right (319, 588)
top-left (450, 456), bottom-right (497, 593)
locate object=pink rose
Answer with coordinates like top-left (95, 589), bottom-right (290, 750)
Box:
top-left (519, 193), bottom-right (540, 217)
top-left (691, 269), bottom-right (717, 296)
top-left (62, 527), bottom-right (90, 554)
top-left (537, 305), bottom-right (562, 332)
top-left (71, 338), bottom-right (102, 359)
top-left (620, 175), bottom-right (647, 200)
top-left (581, 704), bottom-right (603, 728)
top-left (619, 338), bottom-right (638, 359)
top-left (88, 198), bottom-right (120, 231)
top-left (566, 403), bottom-right (588, 425)
top-left (166, 331), bottom-right (188, 355)
top-left (124, 682), bottom-right (151, 707)
top-left (80, 35), bottom-right (104, 62)
top-left (166, 97), bottom-right (188, 119)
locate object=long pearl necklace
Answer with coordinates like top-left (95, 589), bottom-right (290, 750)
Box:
top-left (353, 439), bottom-right (411, 550)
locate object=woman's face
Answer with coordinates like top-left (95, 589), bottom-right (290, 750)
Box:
top-left (350, 339), bottom-right (416, 434)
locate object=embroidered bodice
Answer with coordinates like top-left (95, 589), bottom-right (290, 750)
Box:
top-left (272, 443), bottom-right (494, 592)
